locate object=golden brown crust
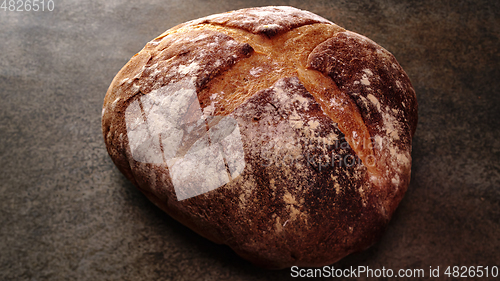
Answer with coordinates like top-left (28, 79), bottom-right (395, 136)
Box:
top-left (102, 29), bottom-right (254, 187)
top-left (308, 30), bottom-right (418, 214)
top-left (167, 6), bottom-right (332, 38)
top-left (102, 6), bottom-right (417, 269)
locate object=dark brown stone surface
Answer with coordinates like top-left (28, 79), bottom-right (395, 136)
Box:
top-left (0, 0), bottom-right (498, 280)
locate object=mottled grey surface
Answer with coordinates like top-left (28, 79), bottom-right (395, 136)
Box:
top-left (0, 0), bottom-right (499, 280)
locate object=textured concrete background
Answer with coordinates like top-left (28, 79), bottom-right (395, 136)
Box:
top-left (0, 0), bottom-right (498, 280)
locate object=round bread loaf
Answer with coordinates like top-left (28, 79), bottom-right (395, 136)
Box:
top-left (102, 6), bottom-right (417, 269)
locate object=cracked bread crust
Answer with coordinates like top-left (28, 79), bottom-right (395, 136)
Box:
top-left (102, 6), bottom-right (417, 268)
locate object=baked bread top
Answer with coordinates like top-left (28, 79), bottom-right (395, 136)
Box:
top-left (102, 6), bottom-right (417, 268)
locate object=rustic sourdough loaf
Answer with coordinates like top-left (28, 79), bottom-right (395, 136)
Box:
top-left (102, 6), bottom-right (417, 268)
